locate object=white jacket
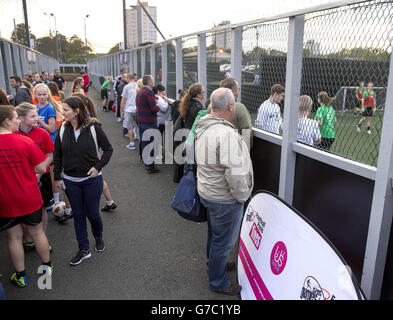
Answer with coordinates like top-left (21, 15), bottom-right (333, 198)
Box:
top-left (195, 114), bottom-right (254, 203)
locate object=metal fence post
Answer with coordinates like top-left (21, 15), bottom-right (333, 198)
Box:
top-left (150, 46), bottom-right (156, 79)
top-left (231, 26), bottom-right (243, 102)
top-left (133, 50), bottom-right (138, 77)
top-left (198, 33), bottom-right (207, 102)
top-left (278, 15), bottom-right (305, 204)
top-left (361, 51), bottom-right (393, 300)
top-left (162, 43), bottom-right (168, 90)
top-left (176, 38), bottom-right (183, 99)
top-left (141, 48), bottom-right (146, 77)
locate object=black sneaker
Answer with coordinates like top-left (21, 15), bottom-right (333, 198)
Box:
top-left (95, 237), bottom-right (105, 253)
top-left (101, 202), bottom-right (117, 212)
top-left (69, 250), bottom-right (91, 266)
top-left (58, 210), bottom-right (73, 224)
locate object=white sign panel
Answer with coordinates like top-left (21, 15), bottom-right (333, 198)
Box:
top-left (238, 191), bottom-right (365, 300)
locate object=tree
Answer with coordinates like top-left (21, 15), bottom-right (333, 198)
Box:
top-left (35, 36), bottom-right (57, 58)
top-left (108, 43), bottom-right (121, 54)
top-left (11, 23), bottom-right (36, 47)
top-left (62, 34), bottom-right (92, 63)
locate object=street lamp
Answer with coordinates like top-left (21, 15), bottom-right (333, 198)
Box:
top-left (43, 12), bottom-right (51, 37)
top-left (50, 13), bottom-right (60, 62)
top-left (84, 14), bottom-right (90, 63)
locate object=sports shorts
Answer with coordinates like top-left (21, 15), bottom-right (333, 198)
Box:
top-left (362, 107), bottom-right (374, 117)
top-left (101, 89), bottom-right (108, 100)
top-left (0, 208), bottom-right (42, 232)
top-left (123, 111), bottom-right (137, 130)
top-left (39, 172), bottom-right (54, 208)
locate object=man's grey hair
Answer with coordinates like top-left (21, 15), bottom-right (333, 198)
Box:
top-left (211, 88), bottom-right (235, 112)
top-left (126, 73), bottom-right (135, 81)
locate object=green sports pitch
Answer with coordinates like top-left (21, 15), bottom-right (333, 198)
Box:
top-left (250, 109), bottom-right (384, 168)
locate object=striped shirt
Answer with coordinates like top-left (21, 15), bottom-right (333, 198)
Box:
top-left (136, 87), bottom-right (159, 124)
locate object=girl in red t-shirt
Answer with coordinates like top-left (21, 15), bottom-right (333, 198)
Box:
top-left (15, 103), bottom-right (54, 241)
top-left (0, 105), bottom-right (53, 287)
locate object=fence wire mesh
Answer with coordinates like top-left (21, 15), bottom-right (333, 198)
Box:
top-left (86, 0), bottom-right (392, 169)
top-left (155, 46), bottom-right (162, 85)
top-left (182, 36), bottom-right (198, 92)
top-left (145, 48), bottom-right (151, 76)
top-left (167, 40), bottom-right (176, 99)
top-left (206, 31), bottom-right (231, 98)
top-left (242, 18), bottom-right (289, 136)
top-left (299, 0), bottom-right (393, 166)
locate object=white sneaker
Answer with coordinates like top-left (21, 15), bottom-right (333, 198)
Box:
top-left (126, 143), bottom-right (136, 150)
top-left (116, 117), bottom-right (122, 122)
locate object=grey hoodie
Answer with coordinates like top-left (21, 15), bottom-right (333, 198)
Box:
top-left (195, 114), bottom-right (254, 203)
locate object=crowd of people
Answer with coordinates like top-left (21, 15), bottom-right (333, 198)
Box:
top-left (0, 62), bottom-right (377, 298)
top-left (0, 68), bottom-right (116, 289)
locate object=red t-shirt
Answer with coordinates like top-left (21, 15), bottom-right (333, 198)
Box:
top-left (83, 74), bottom-right (90, 93)
top-left (0, 133), bottom-right (46, 218)
top-left (16, 127), bottom-right (54, 174)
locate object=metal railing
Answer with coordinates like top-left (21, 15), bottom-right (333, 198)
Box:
top-left (88, 0), bottom-right (393, 299)
top-left (0, 37), bottom-right (59, 94)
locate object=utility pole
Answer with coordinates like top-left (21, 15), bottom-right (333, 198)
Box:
top-left (123, 0), bottom-right (127, 49)
top-left (84, 14), bottom-right (90, 63)
top-left (22, 0), bottom-right (31, 48)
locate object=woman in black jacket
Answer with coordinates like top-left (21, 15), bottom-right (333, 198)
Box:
top-left (54, 96), bottom-right (113, 266)
top-left (179, 83), bottom-right (205, 129)
top-left (173, 83), bottom-right (205, 183)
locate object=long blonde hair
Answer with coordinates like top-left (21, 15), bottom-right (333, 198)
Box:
top-left (136, 79), bottom-right (143, 93)
top-left (33, 83), bottom-right (63, 121)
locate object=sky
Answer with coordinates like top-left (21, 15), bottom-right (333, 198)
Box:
top-left (0, 0), bottom-right (352, 53)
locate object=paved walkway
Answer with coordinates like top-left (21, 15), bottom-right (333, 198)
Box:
top-left (0, 85), bottom-right (239, 300)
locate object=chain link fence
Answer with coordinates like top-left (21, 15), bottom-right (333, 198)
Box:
top-left (242, 18), bottom-right (289, 130)
top-left (206, 31), bottom-right (231, 98)
top-left (182, 36), bottom-right (198, 92)
top-left (298, 0), bottom-right (392, 167)
top-left (88, 0), bottom-right (392, 168)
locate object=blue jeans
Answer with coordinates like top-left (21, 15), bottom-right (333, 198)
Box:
top-left (139, 122), bottom-right (158, 168)
top-left (64, 175), bottom-right (104, 251)
top-left (200, 197), bottom-right (244, 291)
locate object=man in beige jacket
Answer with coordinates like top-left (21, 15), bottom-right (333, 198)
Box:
top-left (195, 88), bottom-right (254, 296)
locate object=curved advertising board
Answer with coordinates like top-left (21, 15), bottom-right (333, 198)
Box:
top-left (238, 191), bottom-right (365, 300)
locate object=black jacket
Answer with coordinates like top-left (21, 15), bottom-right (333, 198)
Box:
top-left (54, 122), bottom-right (113, 180)
top-left (183, 99), bottom-right (205, 129)
top-left (12, 86), bottom-right (32, 106)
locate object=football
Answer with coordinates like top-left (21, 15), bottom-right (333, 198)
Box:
top-left (52, 201), bottom-right (66, 218)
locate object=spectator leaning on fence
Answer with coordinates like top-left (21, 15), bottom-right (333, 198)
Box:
top-left (206, 77), bottom-right (253, 150)
top-left (297, 95), bottom-right (321, 146)
top-left (255, 84), bottom-right (285, 135)
top-left (9, 76), bottom-right (33, 106)
top-left (315, 91), bottom-right (336, 151)
top-left (195, 87), bottom-right (254, 296)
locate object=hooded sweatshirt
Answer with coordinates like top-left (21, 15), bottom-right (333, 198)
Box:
top-left (195, 114), bottom-right (254, 203)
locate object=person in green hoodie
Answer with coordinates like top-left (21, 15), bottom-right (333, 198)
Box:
top-left (314, 91), bottom-right (337, 151)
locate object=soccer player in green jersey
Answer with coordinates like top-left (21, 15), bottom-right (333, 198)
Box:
top-left (315, 92), bottom-right (337, 151)
top-left (357, 82), bottom-right (376, 135)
